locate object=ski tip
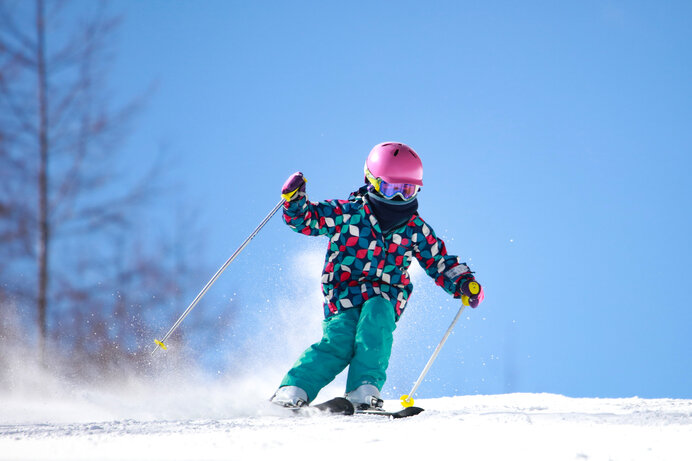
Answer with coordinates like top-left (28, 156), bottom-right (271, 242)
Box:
top-left (154, 339), bottom-right (167, 351)
top-left (397, 406), bottom-right (425, 418)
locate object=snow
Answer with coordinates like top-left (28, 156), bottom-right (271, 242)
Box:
top-left (1, 390), bottom-right (690, 461)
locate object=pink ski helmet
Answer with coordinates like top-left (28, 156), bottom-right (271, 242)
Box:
top-left (364, 142), bottom-right (423, 186)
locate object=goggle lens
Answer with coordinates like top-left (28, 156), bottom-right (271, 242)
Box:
top-left (378, 180), bottom-right (419, 200)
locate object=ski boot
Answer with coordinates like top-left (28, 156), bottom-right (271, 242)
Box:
top-left (346, 384), bottom-right (384, 411)
top-left (270, 386), bottom-right (308, 409)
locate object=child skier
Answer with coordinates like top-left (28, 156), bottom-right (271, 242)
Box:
top-left (271, 142), bottom-right (484, 410)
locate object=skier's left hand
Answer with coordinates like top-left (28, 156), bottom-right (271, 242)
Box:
top-left (461, 279), bottom-right (484, 308)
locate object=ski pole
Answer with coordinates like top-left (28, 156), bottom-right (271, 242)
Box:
top-left (400, 303), bottom-right (467, 408)
top-left (151, 198), bottom-right (286, 355)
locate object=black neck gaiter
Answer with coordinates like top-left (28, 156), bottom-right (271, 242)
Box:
top-left (366, 191), bottom-right (419, 233)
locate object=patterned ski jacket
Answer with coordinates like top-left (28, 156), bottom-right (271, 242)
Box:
top-left (283, 189), bottom-right (474, 320)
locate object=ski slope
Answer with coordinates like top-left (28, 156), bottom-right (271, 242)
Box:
top-left (2, 392), bottom-right (690, 461)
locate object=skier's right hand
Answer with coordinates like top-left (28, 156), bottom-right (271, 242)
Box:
top-left (281, 171), bottom-right (306, 201)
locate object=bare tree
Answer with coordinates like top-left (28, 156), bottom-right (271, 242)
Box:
top-left (0, 0), bottom-right (214, 376)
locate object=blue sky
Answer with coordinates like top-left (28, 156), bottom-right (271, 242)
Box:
top-left (101, 1), bottom-right (691, 399)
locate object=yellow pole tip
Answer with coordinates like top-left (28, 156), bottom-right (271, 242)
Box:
top-left (154, 339), bottom-right (167, 350)
top-left (400, 395), bottom-right (414, 408)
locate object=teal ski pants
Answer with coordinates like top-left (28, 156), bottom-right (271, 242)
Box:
top-left (279, 296), bottom-right (397, 402)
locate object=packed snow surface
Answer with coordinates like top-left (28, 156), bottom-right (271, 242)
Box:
top-left (1, 392), bottom-right (690, 461)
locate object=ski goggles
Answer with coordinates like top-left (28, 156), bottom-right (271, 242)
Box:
top-left (365, 167), bottom-right (420, 200)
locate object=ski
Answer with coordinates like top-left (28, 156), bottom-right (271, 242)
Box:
top-left (311, 397), bottom-right (355, 415)
top-left (355, 406), bottom-right (424, 419)
top-left (275, 397), bottom-right (423, 418)
top-left (282, 397), bottom-right (355, 416)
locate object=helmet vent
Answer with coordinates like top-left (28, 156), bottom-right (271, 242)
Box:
top-left (393, 149), bottom-right (399, 157)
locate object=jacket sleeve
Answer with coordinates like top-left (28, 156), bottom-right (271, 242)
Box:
top-left (282, 191), bottom-right (346, 237)
top-left (412, 218), bottom-right (475, 298)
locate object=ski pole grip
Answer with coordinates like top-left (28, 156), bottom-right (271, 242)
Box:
top-left (461, 280), bottom-right (480, 307)
top-left (281, 173), bottom-right (307, 201)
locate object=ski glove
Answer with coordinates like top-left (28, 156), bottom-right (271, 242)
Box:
top-left (461, 279), bottom-right (484, 308)
top-left (281, 171), bottom-right (307, 202)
